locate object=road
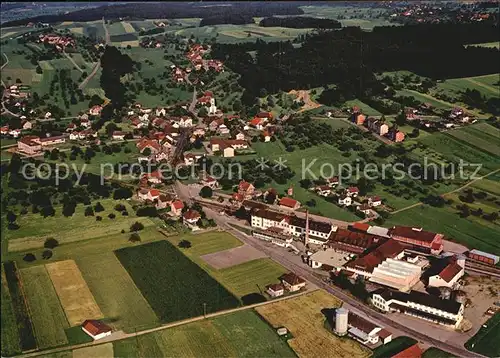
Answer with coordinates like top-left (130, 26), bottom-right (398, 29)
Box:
top-left (17, 285), bottom-right (314, 358)
top-left (102, 17), bottom-right (110, 45)
top-left (392, 168), bottom-right (500, 214)
top-left (63, 50), bottom-right (84, 73)
top-left (78, 60), bottom-right (100, 90)
top-left (175, 181), bottom-right (484, 358)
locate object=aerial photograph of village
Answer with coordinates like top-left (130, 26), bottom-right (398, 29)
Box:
top-left (0, 1), bottom-right (498, 357)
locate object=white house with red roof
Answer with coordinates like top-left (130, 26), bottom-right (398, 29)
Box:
top-left (89, 105), bottom-right (102, 116)
top-left (201, 176), bottom-right (219, 189)
top-left (144, 170), bottom-right (162, 184)
top-left (238, 180), bottom-right (255, 199)
top-left (170, 200), bottom-right (184, 216)
top-left (368, 196), bottom-right (382, 207)
top-left (81, 320), bottom-right (112, 340)
top-left (428, 255), bottom-right (465, 288)
top-left (138, 188), bottom-right (160, 202)
top-left (183, 209), bottom-right (201, 230)
top-left (112, 131), bottom-right (127, 140)
top-left (346, 187), bottom-right (359, 197)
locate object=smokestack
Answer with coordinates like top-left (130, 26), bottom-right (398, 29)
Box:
top-left (305, 210), bottom-right (309, 246)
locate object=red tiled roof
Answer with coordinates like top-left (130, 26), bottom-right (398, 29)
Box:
top-left (378, 328), bottom-right (392, 339)
top-left (183, 209), bottom-right (201, 220)
top-left (279, 197), bottom-right (298, 208)
top-left (281, 272), bottom-right (305, 286)
top-left (82, 320), bottom-right (111, 336)
top-left (266, 283), bottom-right (284, 292)
top-left (250, 118), bottom-right (262, 126)
top-left (346, 239), bottom-right (404, 273)
top-left (171, 200), bottom-right (184, 210)
top-left (238, 181), bottom-right (252, 191)
top-left (232, 193), bottom-right (244, 201)
top-left (348, 187), bottom-right (359, 193)
top-left (257, 112), bottom-right (272, 119)
top-left (389, 226), bottom-right (442, 244)
top-left (439, 261), bottom-right (463, 283)
top-left (327, 177), bottom-right (339, 183)
top-left (149, 189), bottom-right (160, 197)
top-left (391, 344), bottom-right (422, 358)
top-left (352, 222), bottom-right (370, 232)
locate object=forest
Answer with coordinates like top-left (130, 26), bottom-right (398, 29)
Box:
top-left (211, 23), bottom-right (500, 106)
top-left (259, 16), bottom-right (341, 29)
top-left (2, 2), bottom-right (305, 26)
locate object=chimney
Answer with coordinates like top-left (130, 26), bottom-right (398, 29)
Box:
top-left (305, 210), bottom-right (309, 246)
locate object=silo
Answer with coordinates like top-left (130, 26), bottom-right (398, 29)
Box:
top-left (335, 307), bottom-right (349, 336)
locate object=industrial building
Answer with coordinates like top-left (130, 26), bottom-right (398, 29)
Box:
top-left (467, 249), bottom-right (499, 265)
top-left (326, 229), bottom-right (383, 254)
top-left (388, 226), bottom-right (444, 254)
top-left (428, 255), bottom-right (465, 288)
top-left (371, 289), bottom-right (464, 328)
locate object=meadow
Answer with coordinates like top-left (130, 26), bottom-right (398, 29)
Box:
top-left (1, 267), bottom-right (22, 356)
top-left (73, 343), bottom-right (114, 358)
top-left (20, 266), bottom-right (69, 349)
top-left (256, 290), bottom-right (370, 358)
top-left (6, 199), bottom-right (155, 252)
top-left (115, 240), bottom-right (241, 323)
top-left (465, 312), bottom-right (500, 357)
top-left (113, 310), bottom-right (296, 357)
top-left (436, 74), bottom-right (499, 99)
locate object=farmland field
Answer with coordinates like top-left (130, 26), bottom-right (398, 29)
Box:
top-left (2, 262), bottom-right (37, 351)
top-left (46, 260), bottom-right (103, 327)
top-left (115, 240), bottom-right (240, 323)
top-left (113, 310), bottom-right (295, 357)
top-left (1, 267), bottom-right (22, 356)
top-left (73, 343), bottom-right (113, 358)
top-left (76, 252), bottom-right (159, 332)
top-left (20, 266), bottom-right (69, 349)
top-left (256, 290), bottom-right (370, 358)
top-left (396, 89), bottom-right (455, 110)
top-left (465, 312), bottom-right (500, 357)
top-left (6, 199), bottom-right (154, 252)
top-left (436, 74), bottom-right (500, 99)
top-left (166, 233), bottom-right (289, 299)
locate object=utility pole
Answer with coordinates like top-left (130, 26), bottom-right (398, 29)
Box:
top-left (203, 302), bottom-right (207, 318)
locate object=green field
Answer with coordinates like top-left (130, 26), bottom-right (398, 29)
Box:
top-left (436, 74), bottom-right (500, 99)
top-left (113, 310), bottom-right (295, 357)
top-left (396, 89), bottom-right (455, 110)
top-left (447, 123), bottom-right (500, 157)
top-left (115, 240), bottom-right (241, 323)
top-left (465, 312), bottom-right (500, 357)
top-left (422, 347), bottom-right (456, 358)
top-left (76, 252), bottom-right (159, 332)
top-left (20, 266), bottom-right (69, 349)
top-left (345, 99), bottom-right (382, 116)
top-left (1, 268), bottom-right (21, 356)
top-left (6, 199), bottom-right (155, 252)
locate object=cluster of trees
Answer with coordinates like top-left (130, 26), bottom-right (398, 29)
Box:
top-left (461, 88), bottom-right (500, 116)
top-left (212, 23), bottom-right (498, 107)
top-left (259, 16), bottom-right (341, 29)
top-left (200, 14), bottom-right (254, 27)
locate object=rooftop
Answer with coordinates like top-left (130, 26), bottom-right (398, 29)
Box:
top-left (374, 289), bottom-right (462, 315)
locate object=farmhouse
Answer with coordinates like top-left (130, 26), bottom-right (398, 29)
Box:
top-left (371, 289), bottom-right (464, 328)
top-left (238, 180), bottom-right (255, 199)
top-left (266, 283), bottom-right (285, 298)
top-left (346, 312), bottom-right (392, 346)
top-left (280, 273), bottom-right (306, 292)
top-left (81, 320), bottom-right (112, 340)
top-left (388, 226), bottom-right (443, 254)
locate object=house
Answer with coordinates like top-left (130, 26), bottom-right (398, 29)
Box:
top-left (280, 273), bottom-right (306, 292)
top-left (89, 105), bottom-right (102, 116)
top-left (17, 136), bottom-right (42, 155)
top-left (249, 117), bottom-right (266, 130)
top-left (428, 255), bottom-right (465, 288)
top-left (352, 113), bottom-right (366, 126)
top-left (327, 177), bottom-right (339, 187)
top-left (39, 135), bottom-right (66, 146)
top-left (67, 123), bottom-right (77, 132)
top-left (222, 146), bottom-right (235, 158)
top-left (21, 120), bottom-right (32, 130)
top-left (357, 204), bottom-right (372, 216)
top-left (388, 226), bottom-right (443, 254)
top-left (80, 118), bottom-right (91, 128)
top-left (251, 209), bottom-right (289, 232)
top-left (279, 197), bottom-right (301, 210)
top-left (346, 187), bottom-right (359, 197)
top-left (371, 289), bottom-right (464, 328)
top-left (347, 312), bottom-right (391, 346)
top-left (266, 283), bottom-right (284, 298)
top-left (9, 129), bottom-right (21, 138)
top-left (136, 139), bottom-right (161, 154)
top-left (235, 132), bottom-right (245, 140)
top-left (183, 209), bottom-right (201, 230)
top-left (0, 126), bottom-right (9, 135)
top-left (201, 176), bottom-right (219, 189)
top-left (366, 118), bottom-right (389, 136)
top-left (387, 127), bottom-right (405, 142)
top-left (338, 195), bottom-right (352, 206)
top-left (262, 130), bottom-right (272, 142)
top-left (155, 107), bottom-right (166, 117)
top-left (238, 181), bottom-right (255, 199)
top-left (256, 112), bottom-right (273, 120)
top-left (144, 170), bottom-right (162, 184)
top-left (156, 194), bottom-right (174, 210)
top-left (288, 215), bottom-right (336, 245)
top-left (81, 320), bottom-right (112, 340)
top-left (316, 185), bottom-right (332, 197)
top-left (170, 200), bottom-right (184, 216)
top-left (112, 131), bottom-right (126, 140)
top-left (368, 196), bottom-right (382, 207)
top-left (138, 188), bottom-right (160, 202)
top-left (218, 124), bottom-right (230, 135)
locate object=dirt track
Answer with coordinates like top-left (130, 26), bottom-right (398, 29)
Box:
top-left (288, 89), bottom-right (322, 112)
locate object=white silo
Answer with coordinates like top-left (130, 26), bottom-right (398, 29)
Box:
top-left (335, 307), bottom-right (349, 336)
